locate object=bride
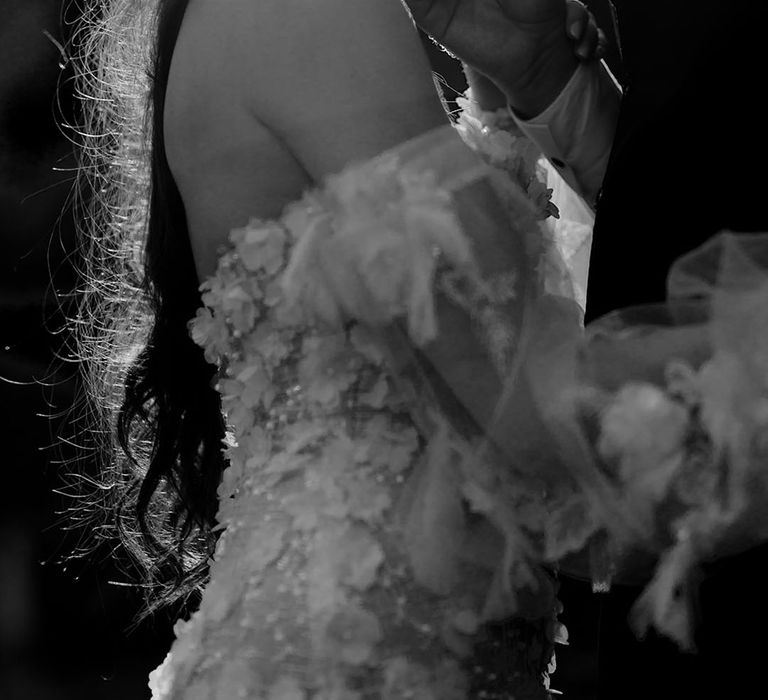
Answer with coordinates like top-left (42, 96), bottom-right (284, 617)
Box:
top-left (73, 0), bottom-right (600, 697)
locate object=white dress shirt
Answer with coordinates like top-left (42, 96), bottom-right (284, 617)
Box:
top-left (513, 60), bottom-right (623, 208)
top-left (507, 60), bottom-right (621, 307)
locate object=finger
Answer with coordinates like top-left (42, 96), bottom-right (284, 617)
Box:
top-left (576, 20), bottom-right (599, 61)
top-left (596, 28), bottom-right (609, 59)
top-left (565, 0), bottom-right (589, 40)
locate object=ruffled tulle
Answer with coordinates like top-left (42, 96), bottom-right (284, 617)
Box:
top-left (511, 231), bottom-right (768, 649)
top-left (154, 123), bottom-right (584, 699)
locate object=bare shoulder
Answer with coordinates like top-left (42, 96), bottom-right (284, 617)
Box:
top-left (184, 0), bottom-right (423, 57)
top-left (179, 0), bottom-right (424, 78)
top-left (181, 0), bottom-right (447, 177)
top-left (167, 0), bottom-right (449, 278)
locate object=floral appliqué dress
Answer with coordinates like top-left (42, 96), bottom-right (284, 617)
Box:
top-left (149, 112), bottom-right (587, 700)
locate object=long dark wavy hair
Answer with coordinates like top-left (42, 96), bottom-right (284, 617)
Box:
top-left (71, 0), bottom-right (225, 613)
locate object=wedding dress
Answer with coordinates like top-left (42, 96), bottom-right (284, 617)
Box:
top-left (149, 109), bottom-right (590, 700)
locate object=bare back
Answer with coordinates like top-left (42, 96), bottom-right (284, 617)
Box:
top-left (164, 0), bottom-right (448, 280)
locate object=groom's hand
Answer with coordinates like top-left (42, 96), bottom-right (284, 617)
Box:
top-left (404, 0), bottom-right (592, 116)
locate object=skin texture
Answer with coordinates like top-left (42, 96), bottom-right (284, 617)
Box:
top-left (163, 0), bottom-right (612, 462)
top-left (163, 0), bottom-right (543, 511)
top-left (165, 0), bottom-right (448, 280)
top-left (165, 0), bottom-right (603, 278)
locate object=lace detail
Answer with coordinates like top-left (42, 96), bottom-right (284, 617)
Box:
top-left (152, 125), bottom-right (578, 699)
top-left (453, 90), bottom-right (558, 223)
top-left (454, 89), bottom-right (592, 313)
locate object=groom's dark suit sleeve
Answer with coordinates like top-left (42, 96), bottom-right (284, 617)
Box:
top-left (512, 1), bottom-right (768, 697)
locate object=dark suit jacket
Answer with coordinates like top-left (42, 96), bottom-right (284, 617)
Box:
top-left (568, 2), bottom-right (768, 697)
top-left (586, 0), bottom-right (768, 320)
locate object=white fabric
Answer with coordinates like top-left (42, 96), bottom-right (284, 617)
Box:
top-left (152, 125), bottom-right (582, 700)
top-left (511, 61), bottom-right (622, 208)
top-left (542, 162), bottom-right (594, 311)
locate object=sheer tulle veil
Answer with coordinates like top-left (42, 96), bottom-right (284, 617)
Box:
top-left (493, 230), bottom-right (768, 649)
